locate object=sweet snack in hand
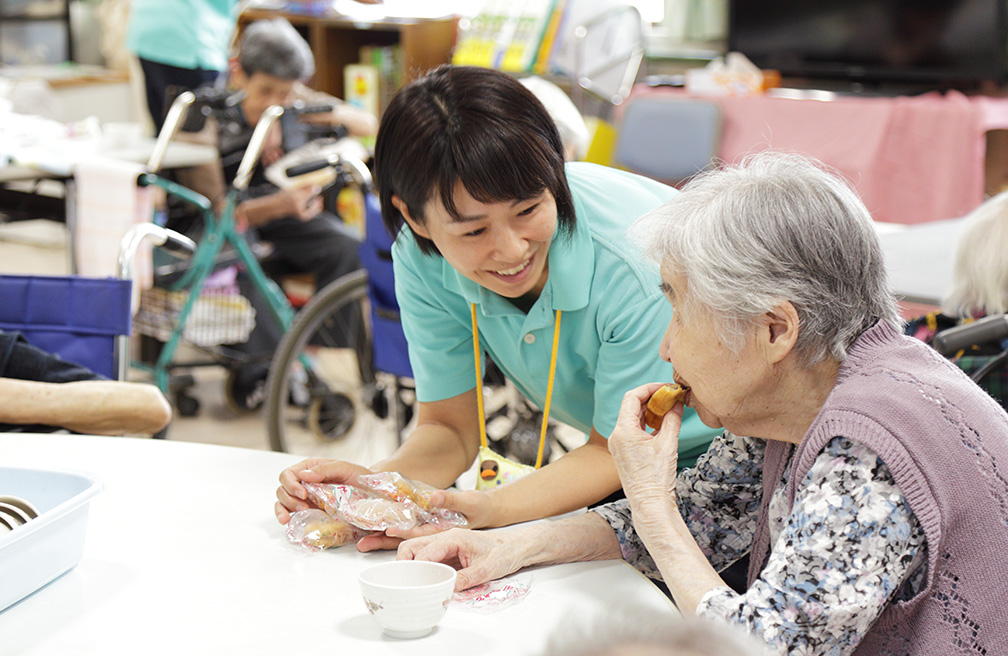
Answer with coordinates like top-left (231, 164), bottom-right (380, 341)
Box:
top-left (359, 472), bottom-right (434, 511)
top-left (643, 383), bottom-right (689, 430)
top-left (302, 477), bottom-right (467, 533)
top-left (285, 509), bottom-right (371, 550)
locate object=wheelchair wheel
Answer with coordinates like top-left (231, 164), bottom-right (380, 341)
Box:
top-left (265, 270), bottom-right (400, 458)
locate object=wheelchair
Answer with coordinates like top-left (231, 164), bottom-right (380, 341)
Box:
top-left (928, 313), bottom-right (1008, 410)
top-left (263, 158), bottom-right (416, 456)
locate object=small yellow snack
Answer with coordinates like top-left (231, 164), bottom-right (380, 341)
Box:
top-left (287, 509), bottom-right (369, 550)
top-left (390, 477), bottom-right (433, 511)
top-left (304, 516), bottom-right (360, 549)
top-left (643, 384), bottom-right (688, 430)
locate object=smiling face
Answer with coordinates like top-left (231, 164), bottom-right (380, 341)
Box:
top-left (395, 183), bottom-right (557, 301)
top-left (657, 266), bottom-right (773, 433)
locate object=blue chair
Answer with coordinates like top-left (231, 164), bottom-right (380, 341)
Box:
top-left (612, 96), bottom-right (722, 186)
top-left (358, 191), bottom-right (412, 380)
top-left (0, 274), bottom-right (131, 380)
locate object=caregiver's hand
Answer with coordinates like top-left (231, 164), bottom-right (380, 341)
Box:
top-left (274, 457), bottom-right (373, 524)
top-left (397, 527), bottom-right (528, 592)
top-left (608, 382), bottom-right (683, 504)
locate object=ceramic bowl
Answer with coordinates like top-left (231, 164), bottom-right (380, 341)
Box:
top-left (358, 560), bottom-right (457, 639)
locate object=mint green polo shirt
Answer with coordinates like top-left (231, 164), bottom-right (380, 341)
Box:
top-left (127, 0), bottom-right (237, 71)
top-left (391, 162), bottom-right (718, 468)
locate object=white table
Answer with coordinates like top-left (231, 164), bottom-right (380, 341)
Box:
top-left (0, 139), bottom-right (217, 184)
top-left (1, 138), bottom-right (216, 273)
top-left (0, 434), bottom-right (675, 654)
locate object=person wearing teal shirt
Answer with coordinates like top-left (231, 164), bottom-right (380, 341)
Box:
top-left (274, 66), bottom-right (720, 550)
top-left (127, 0), bottom-right (238, 130)
top-left (393, 160), bottom-right (713, 464)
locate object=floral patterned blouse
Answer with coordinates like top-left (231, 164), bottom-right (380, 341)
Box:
top-left (593, 431), bottom-right (928, 656)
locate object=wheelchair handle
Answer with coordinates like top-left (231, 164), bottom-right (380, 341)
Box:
top-left (284, 154), bottom-right (373, 189)
top-left (116, 223), bottom-right (197, 382)
top-left (285, 159), bottom-right (331, 178)
top-left (932, 314), bottom-right (1008, 356)
top-left (289, 101), bottom-right (334, 115)
top-left (233, 104), bottom-right (285, 193)
top-left (147, 91), bottom-right (196, 174)
top-left (117, 223), bottom-right (196, 281)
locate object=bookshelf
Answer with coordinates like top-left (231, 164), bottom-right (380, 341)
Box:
top-left (236, 7), bottom-right (457, 102)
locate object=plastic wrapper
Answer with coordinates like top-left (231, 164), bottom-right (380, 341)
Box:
top-left (359, 471), bottom-right (435, 510)
top-left (450, 573), bottom-right (533, 613)
top-left (303, 472), bottom-right (467, 533)
top-left (285, 509), bottom-right (373, 551)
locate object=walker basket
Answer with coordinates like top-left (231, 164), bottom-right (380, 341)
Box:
top-left (133, 270), bottom-right (256, 348)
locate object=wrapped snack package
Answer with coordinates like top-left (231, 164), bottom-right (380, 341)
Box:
top-left (357, 472), bottom-right (467, 530)
top-left (303, 474), bottom-right (467, 533)
top-left (358, 471), bottom-right (434, 510)
top-left (304, 482), bottom-right (418, 531)
top-left (286, 509), bottom-right (373, 551)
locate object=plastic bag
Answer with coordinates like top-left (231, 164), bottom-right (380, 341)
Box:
top-left (303, 472), bottom-right (468, 533)
top-left (286, 508), bottom-right (373, 551)
top-left (450, 573), bottom-right (533, 613)
top-left (685, 52), bottom-right (765, 97)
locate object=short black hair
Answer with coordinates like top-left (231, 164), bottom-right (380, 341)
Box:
top-left (373, 65), bottom-right (575, 256)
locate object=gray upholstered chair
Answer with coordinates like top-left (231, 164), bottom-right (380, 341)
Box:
top-left (611, 96), bottom-right (722, 186)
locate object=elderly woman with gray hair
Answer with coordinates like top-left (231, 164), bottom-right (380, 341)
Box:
top-left (399, 152), bottom-right (1008, 656)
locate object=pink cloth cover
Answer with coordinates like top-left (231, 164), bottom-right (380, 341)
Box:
top-left (625, 87), bottom-right (1008, 224)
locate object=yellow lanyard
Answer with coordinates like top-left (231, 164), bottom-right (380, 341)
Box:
top-left (471, 303), bottom-right (562, 469)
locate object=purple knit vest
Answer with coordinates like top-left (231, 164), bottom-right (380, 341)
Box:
top-left (747, 321), bottom-right (1008, 655)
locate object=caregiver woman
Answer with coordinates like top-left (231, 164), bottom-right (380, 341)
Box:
top-left (274, 65), bottom-right (719, 548)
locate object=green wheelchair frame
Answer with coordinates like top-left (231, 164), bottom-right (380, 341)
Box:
top-left (117, 92), bottom-right (296, 401)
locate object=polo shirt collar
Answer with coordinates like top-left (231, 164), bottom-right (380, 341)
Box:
top-left (443, 214), bottom-right (595, 317)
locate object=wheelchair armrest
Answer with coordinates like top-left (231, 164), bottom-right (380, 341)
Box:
top-left (932, 314), bottom-right (1008, 356)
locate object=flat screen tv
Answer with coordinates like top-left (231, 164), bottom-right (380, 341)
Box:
top-left (728, 0), bottom-right (1008, 90)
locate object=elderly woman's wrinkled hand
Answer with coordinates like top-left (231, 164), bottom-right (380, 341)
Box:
top-left (397, 528), bottom-right (526, 592)
top-left (609, 382), bottom-right (683, 505)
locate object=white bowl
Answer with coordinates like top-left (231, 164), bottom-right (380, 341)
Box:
top-left (358, 560), bottom-right (457, 639)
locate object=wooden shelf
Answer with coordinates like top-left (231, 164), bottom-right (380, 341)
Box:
top-left (237, 8), bottom-right (457, 99)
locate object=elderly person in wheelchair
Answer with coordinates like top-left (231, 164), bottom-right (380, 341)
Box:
top-left (167, 17), bottom-right (377, 409)
top-left (397, 152), bottom-right (1008, 656)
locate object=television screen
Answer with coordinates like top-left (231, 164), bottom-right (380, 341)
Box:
top-left (729, 0), bottom-right (1007, 89)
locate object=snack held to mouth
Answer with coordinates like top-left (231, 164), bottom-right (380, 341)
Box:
top-left (643, 383), bottom-right (688, 430)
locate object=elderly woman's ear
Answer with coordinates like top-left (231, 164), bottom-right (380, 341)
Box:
top-left (760, 301), bottom-right (800, 364)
